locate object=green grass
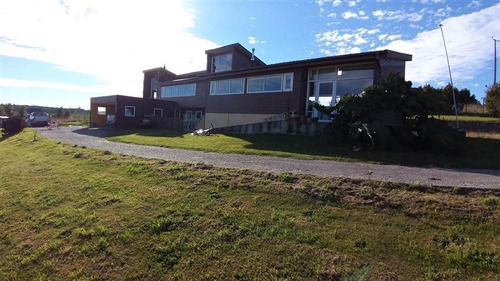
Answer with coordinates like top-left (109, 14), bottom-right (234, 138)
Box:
top-left (436, 115), bottom-right (500, 123)
top-left (0, 129), bottom-right (499, 280)
top-left (106, 129), bottom-right (500, 169)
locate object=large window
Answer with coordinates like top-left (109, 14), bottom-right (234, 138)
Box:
top-left (160, 84), bottom-right (196, 98)
top-left (153, 108), bottom-right (163, 118)
top-left (247, 73), bottom-right (293, 93)
top-left (210, 78), bottom-right (245, 95)
top-left (212, 53), bottom-right (232, 73)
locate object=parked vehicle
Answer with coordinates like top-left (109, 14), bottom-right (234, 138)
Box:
top-left (26, 112), bottom-right (51, 127)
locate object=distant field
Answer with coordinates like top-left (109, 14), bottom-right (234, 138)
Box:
top-left (0, 130), bottom-right (499, 280)
top-left (107, 129), bottom-right (500, 169)
top-left (436, 115), bottom-right (500, 123)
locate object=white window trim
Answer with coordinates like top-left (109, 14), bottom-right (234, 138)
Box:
top-left (124, 106), bottom-right (135, 117)
top-left (153, 108), bottom-right (163, 118)
top-left (97, 107), bottom-right (106, 116)
top-left (210, 78), bottom-right (245, 95)
top-left (283, 73), bottom-right (294, 91)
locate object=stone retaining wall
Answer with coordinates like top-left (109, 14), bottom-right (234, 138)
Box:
top-left (213, 120), bottom-right (329, 136)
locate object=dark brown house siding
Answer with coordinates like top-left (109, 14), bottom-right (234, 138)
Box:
top-left (143, 68), bottom-right (177, 99)
top-left (205, 67), bottom-right (305, 115)
top-left (156, 79), bottom-right (209, 109)
top-left (91, 95), bottom-right (177, 129)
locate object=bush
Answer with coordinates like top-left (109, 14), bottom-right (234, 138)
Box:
top-left (1, 116), bottom-right (26, 137)
top-left (320, 74), bottom-right (464, 152)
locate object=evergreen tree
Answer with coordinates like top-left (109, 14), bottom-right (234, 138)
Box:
top-left (4, 103), bottom-right (15, 117)
top-left (0, 105), bottom-right (6, 116)
top-left (485, 83), bottom-right (500, 117)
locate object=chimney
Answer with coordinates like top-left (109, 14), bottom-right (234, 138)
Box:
top-left (251, 48), bottom-right (255, 66)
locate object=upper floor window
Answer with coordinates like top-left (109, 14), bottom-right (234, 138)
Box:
top-left (210, 78), bottom-right (245, 95)
top-left (160, 84), bottom-right (196, 98)
top-left (212, 53), bottom-right (232, 73)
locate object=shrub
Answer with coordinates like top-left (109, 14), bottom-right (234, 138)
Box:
top-left (318, 74), bottom-right (464, 152)
top-left (1, 116), bottom-right (26, 137)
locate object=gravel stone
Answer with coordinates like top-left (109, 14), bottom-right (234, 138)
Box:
top-left (37, 126), bottom-right (500, 189)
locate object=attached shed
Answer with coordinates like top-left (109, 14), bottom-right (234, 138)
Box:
top-left (90, 95), bottom-right (180, 129)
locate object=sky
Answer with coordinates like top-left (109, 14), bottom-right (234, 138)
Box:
top-left (0, 0), bottom-right (499, 110)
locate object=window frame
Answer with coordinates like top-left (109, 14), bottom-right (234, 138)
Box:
top-left (210, 78), bottom-right (245, 95)
top-left (97, 107), bottom-right (106, 116)
top-left (153, 108), bottom-right (163, 118)
top-left (247, 73), bottom-right (294, 94)
top-left (211, 53), bottom-right (233, 73)
top-left (160, 83), bottom-right (197, 98)
top-left (124, 106), bottom-right (135, 117)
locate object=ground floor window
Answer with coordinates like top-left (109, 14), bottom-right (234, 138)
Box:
top-left (97, 107), bottom-right (106, 115)
top-left (153, 108), bottom-right (163, 118)
top-left (124, 106), bottom-right (135, 117)
top-left (174, 108), bottom-right (181, 118)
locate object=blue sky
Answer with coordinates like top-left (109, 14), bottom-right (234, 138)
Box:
top-left (1, 0), bottom-right (499, 109)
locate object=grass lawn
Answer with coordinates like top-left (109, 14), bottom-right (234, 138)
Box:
top-left (0, 129), bottom-right (499, 280)
top-left (106, 129), bottom-right (500, 169)
top-left (436, 115), bottom-right (500, 123)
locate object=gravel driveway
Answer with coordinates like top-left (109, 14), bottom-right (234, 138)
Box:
top-left (37, 126), bottom-right (500, 189)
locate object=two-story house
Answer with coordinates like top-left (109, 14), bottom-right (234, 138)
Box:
top-left (90, 43), bottom-right (412, 130)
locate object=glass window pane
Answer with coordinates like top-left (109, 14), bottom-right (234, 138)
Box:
top-left (337, 78), bottom-right (372, 97)
top-left (218, 80), bottom-right (230, 94)
top-left (284, 74), bottom-right (292, 90)
top-left (338, 69), bottom-right (374, 79)
top-left (230, 79), bottom-right (244, 93)
top-left (318, 68), bottom-right (336, 80)
top-left (264, 76), bottom-right (282, 91)
top-left (248, 78), bottom-right (264, 92)
top-left (318, 83), bottom-right (333, 97)
top-left (210, 81), bottom-right (216, 95)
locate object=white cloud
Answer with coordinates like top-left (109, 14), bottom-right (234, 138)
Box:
top-left (342, 11), bottom-right (369, 20)
top-left (333, 0), bottom-right (342, 7)
top-left (348, 0), bottom-right (360, 7)
top-left (0, 78), bottom-right (109, 93)
top-left (249, 16), bottom-right (256, 20)
top-left (327, 12), bottom-right (337, 18)
top-left (248, 36), bottom-right (258, 44)
top-left (377, 4), bottom-right (500, 86)
top-left (372, 8), bottom-right (425, 22)
top-left (0, 0), bottom-right (218, 97)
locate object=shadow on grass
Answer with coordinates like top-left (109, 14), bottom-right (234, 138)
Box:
top-left (235, 134), bottom-right (500, 169)
top-left (73, 127), bottom-right (500, 169)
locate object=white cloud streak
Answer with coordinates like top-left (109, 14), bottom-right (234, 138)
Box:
top-left (377, 3), bottom-right (500, 86)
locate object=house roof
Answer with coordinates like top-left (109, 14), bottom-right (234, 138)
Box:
top-left (205, 43), bottom-right (266, 67)
top-left (152, 44), bottom-right (412, 85)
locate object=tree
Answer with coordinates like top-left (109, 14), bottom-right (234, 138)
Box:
top-left (4, 103), bottom-right (15, 117)
top-left (485, 83), bottom-right (500, 117)
top-left (0, 105), bottom-right (6, 116)
top-left (63, 108), bottom-right (71, 118)
top-left (57, 107), bottom-right (64, 118)
top-left (18, 106), bottom-right (27, 118)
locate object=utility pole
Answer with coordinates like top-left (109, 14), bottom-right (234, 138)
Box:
top-left (439, 24), bottom-right (459, 129)
top-left (494, 37), bottom-right (499, 85)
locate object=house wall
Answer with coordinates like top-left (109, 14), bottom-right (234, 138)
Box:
top-left (143, 70), bottom-right (177, 99)
top-left (203, 113), bottom-right (276, 128)
top-left (90, 103), bottom-right (116, 127)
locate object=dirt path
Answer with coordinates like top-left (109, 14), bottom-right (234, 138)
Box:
top-left (37, 127), bottom-right (500, 189)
